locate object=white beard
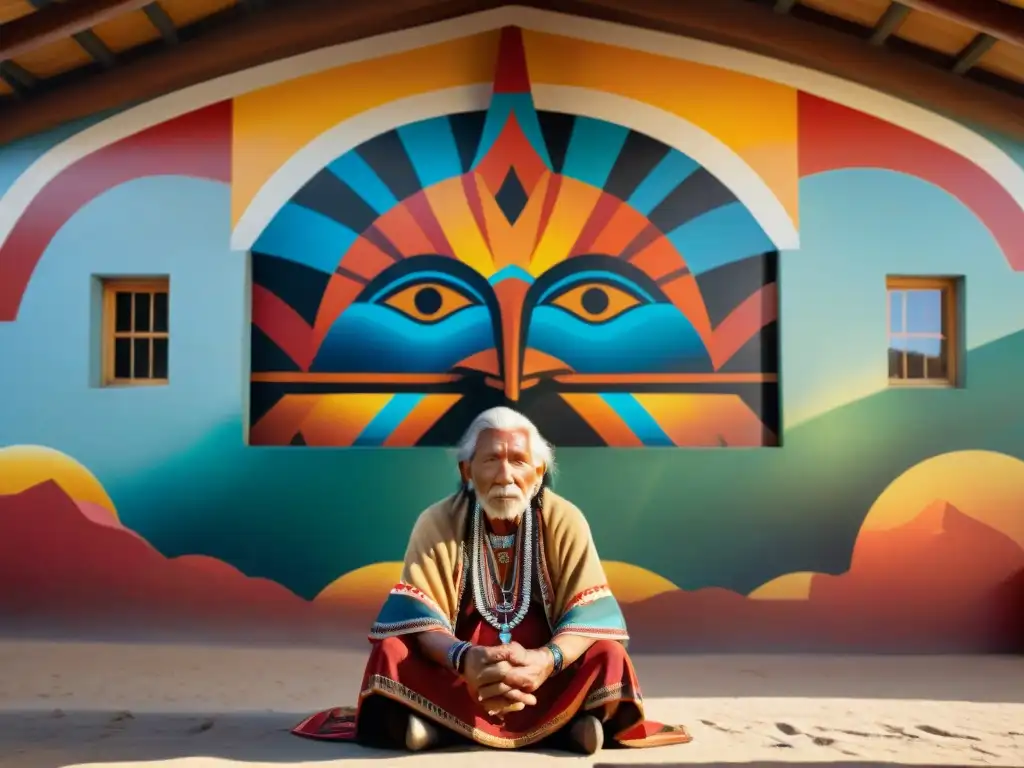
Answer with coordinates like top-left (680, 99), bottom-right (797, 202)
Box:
top-left (480, 485), bottom-right (531, 521)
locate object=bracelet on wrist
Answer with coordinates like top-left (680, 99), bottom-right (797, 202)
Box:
top-left (447, 640), bottom-right (473, 673)
top-left (543, 641), bottom-right (564, 675)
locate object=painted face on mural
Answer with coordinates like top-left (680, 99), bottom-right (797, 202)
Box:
top-left (462, 427), bottom-right (542, 521)
top-left (249, 29), bottom-right (779, 448)
top-left (310, 173), bottom-right (716, 382)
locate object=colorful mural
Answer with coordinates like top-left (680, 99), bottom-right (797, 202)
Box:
top-left (249, 28), bottom-right (779, 447)
top-left (1, 439), bottom-right (1023, 651)
top-left (0, 9), bottom-right (1023, 652)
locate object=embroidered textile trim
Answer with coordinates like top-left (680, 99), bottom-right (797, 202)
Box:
top-left (361, 673), bottom-right (580, 748)
top-left (381, 582), bottom-right (445, 611)
top-left (554, 625), bottom-right (630, 640)
top-left (534, 504), bottom-right (556, 629)
top-left (455, 539), bottom-right (467, 620)
top-left (368, 582), bottom-right (455, 639)
top-left (369, 617), bottom-right (451, 638)
top-left (584, 681), bottom-right (640, 710)
top-left (565, 585), bottom-right (614, 611)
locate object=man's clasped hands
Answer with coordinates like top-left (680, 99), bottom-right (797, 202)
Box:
top-left (461, 641), bottom-right (555, 718)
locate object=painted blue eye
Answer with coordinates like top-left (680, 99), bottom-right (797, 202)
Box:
top-left (311, 258), bottom-right (496, 373)
top-left (538, 271), bottom-right (653, 325)
top-left (526, 263), bottom-right (712, 374)
top-left (366, 267), bottom-right (486, 326)
top-left (376, 279), bottom-right (479, 324)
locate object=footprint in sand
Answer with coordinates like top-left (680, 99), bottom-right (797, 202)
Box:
top-left (917, 724), bottom-right (980, 741)
top-left (188, 719), bottom-right (215, 735)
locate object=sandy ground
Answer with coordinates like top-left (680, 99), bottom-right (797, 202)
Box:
top-left (0, 639), bottom-right (1021, 768)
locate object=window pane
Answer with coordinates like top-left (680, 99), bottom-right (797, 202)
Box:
top-left (888, 291), bottom-right (904, 333)
top-left (134, 292), bottom-right (151, 332)
top-left (888, 336), bottom-right (907, 379)
top-left (910, 336), bottom-right (947, 380)
top-left (153, 292), bottom-right (168, 333)
top-left (114, 337), bottom-right (131, 379)
top-left (905, 336), bottom-right (927, 379)
top-left (905, 289), bottom-right (942, 334)
top-left (133, 338), bottom-right (151, 379)
top-left (115, 292), bottom-right (132, 332)
top-left (153, 337), bottom-right (168, 379)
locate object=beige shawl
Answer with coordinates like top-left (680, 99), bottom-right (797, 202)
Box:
top-left (369, 489), bottom-right (628, 643)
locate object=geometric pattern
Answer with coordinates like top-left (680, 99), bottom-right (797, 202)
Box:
top-left (249, 27), bottom-right (779, 447)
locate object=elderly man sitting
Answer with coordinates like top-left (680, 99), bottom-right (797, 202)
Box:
top-left (293, 407), bottom-right (691, 753)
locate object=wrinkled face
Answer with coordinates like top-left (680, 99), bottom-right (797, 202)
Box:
top-left (248, 42), bottom-right (779, 449)
top-left (463, 428), bottom-right (542, 521)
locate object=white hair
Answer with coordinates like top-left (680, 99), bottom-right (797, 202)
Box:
top-left (456, 407), bottom-right (555, 475)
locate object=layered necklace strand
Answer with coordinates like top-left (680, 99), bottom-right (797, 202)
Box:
top-left (488, 533), bottom-right (516, 554)
top-left (470, 502), bottom-right (533, 645)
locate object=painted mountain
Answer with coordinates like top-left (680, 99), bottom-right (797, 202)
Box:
top-left (2, 476), bottom-right (1020, 652)
top-left (83, 330), bottom-right (1024, 606)
top-left (623, 499), bottom-right (1024, 653)
top-left (0, 481), bottom-right (356, 644)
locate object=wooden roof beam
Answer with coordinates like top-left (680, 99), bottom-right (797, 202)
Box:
top-left (870, 2), bottom-right (911, 46)
top-left (23, 0), bottom-right (117, 69)
top-left (953, 33), bottom-right (998, 75)
top-left (0, 0), bottom-right (155, 62)
top-left (543, 0), bottom-right (1024, 137)
top-left (0, 0), bottom-right (1021, 145)
top-left (0, 61), bottom-right (36, 97)
top-left (898, 0), bottom-right (1024, 49)
top-left (142, 2), bottom-right (180, 45)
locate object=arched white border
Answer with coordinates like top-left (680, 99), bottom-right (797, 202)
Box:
top-left (233, 84), bottom-right (800, 251)
top-left (532, 85), bottom-right (799, 250)
top-left (1, 5), bottom-right (1022, 256)
top-left (233, 85), bottom-right (490, 250)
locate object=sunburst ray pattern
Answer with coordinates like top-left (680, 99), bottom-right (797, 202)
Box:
top-left (249, 26), bottom-right (779, 447)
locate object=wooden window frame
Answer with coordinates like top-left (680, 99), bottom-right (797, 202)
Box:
top-left (101, 278), bottom-right (170, 387)
top-left (886, 276), bottom-right (959, 388)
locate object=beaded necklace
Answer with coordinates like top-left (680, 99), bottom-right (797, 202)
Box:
top-left (488, 533), bottom-right (516, 550)
top-left (469, 501), bottom-right (533, 644)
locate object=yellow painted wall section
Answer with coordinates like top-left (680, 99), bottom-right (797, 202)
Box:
top-left (522, 30), bottom-right (800, 228)
top-left (231, 30), bottom-right (502, 226)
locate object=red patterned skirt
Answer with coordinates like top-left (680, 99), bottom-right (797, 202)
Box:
top-left (293, 603), bottom-right (691, 750)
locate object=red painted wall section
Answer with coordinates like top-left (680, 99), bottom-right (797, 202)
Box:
top-left (0, 100), bottom-right (233, 322)
top-left (797, 92), bottom-right (1024, 272)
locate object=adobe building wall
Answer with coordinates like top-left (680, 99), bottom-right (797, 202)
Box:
top-left (0, 9), bottom-right (1023, 652)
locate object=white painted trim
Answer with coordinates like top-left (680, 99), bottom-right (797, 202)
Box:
top-left (232, 85), bottom-right (491, 250)
top-left (1, 4), bottom-right (1022, 257)
top-left (533, 85), bottom-right (799, 250)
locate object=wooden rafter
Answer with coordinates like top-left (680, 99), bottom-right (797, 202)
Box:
top-left (23, 0), bottom-right (117, 69)
top-left (0, 0), bottom-right (1021, 145)
top-left (953, 33), bottom-right (999, 75)
top-left (143, 2), bottom-right (180, 45)
top-left (870, 2), bottom-right (911, 46)
top-left (544, 0), bottom-right (1023, 133)
top-left (0, 61), bottom-right (37, 97)
top-left (0, 0), bottom-right (155, 62)
top-left (898, 0), bottom-right (1024, 48)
